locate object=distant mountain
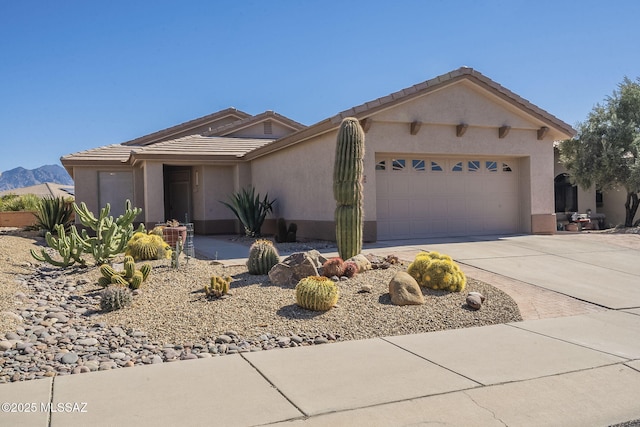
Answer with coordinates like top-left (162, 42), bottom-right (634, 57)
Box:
top-left (0, 164), bottom-right (73, 191)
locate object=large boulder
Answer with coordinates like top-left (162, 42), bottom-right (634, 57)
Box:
top-left (268, 251), bottom-right (328, 287)
top-left (389, 271), bottom-right (424, 306)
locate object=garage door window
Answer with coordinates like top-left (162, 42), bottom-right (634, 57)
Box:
top-left (502, 163), bottom-right (513, 172)
top-left (486, 161), bottom-right (498, 172)
top-left (392, 159), bottom-right (406, 171)
top-left (452, 161), bottom-right (463, 172)
top-left (431, 161), bottom-right (443, 172)
top-left (468, 160), bottom-right (481, 172)
top-left (412, 159), bottom-right (425, 171)
top-left (376, 160), bottom-right (386, 170)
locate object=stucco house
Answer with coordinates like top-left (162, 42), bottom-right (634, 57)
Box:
top-left (61, 67), bottom-right (578, 241)
top-left (554, 148), bottom-right (629, 228)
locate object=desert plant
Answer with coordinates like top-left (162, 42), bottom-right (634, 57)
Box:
top-left (246, 239), bottom-right (280, 275)
top-left (276, 218), bottom-right (298, 243)
top-left (72, 200), bottom-right (144, 264)
top-left (343, 261), bottom-right (358, 278)
top-left (322, 257), bottom-right (345, 278)
top-left (97, 256), bottom-right (152, 290)
top-left (125, 232), bottom-right (172, 261)
top-left (30, 224), bottom-right (86, 267)
top-left (220, 187), bottom-right (276, 237)
top-left (0, 194), bottom-right (40, 212)
top-left (100, 286), bottom-right (132, 312)
top-left (333, 117), bottom-right (365, 260)
top-left (407, 251), bottom-right (466, 292)
top-left (204, 275), bottom-right (232, 298)
top-left (33, 196), bottom-right (75, 234)
top-left (295, 276), bottom-right (339, 311)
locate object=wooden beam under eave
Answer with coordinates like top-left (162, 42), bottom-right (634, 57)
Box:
top-left (410, 120), bottom-right (422, 135)
top-left (537, 126), bottom-right (549, 140)
top-left (499, 125), bottom-right (511, 139)
top-left (456, 123), bottom-right (468, 137)
top-left (360, 118), bottom-right (372, 133)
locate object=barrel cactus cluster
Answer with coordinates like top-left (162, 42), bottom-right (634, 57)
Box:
top-left (125, 232), bottom-right (172, 261)
top-left (295, 276), bottom-right (339, 311)
top-left (321, 257), bottom-right (358, 279)
top-left (406, 251), bottom-right (466, 292)
top-left (333, 117), bottom-right (365, 261)
top-left (205, 275), bottom-right (232, 298)
top-left (247, 239), bottom-right (280, 275)
top-left (98, 255), bottom-right (152, 290)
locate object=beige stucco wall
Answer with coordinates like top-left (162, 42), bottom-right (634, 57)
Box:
top-left (142, 162), bottom-right (165, 224)
top-left (72, 167), bottom-right (100, 216)
top-left (251, 80), bottom-right (560, 237)
top-left (68, 79), bottom-right (570, 238)
top-left (197, 165), bottom-right (236, 221)
top-left (600, 186), bottom-right (629, 227)
top-left (251, 131), bottom-right (336, 222)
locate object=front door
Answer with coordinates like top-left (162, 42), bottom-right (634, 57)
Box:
top-left (164, 166), bottom-right (192, 223)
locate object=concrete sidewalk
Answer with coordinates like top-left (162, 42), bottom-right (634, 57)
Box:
top-left (2, 233), bottom-right (640, 426)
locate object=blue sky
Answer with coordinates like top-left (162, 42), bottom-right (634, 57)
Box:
top-left (1, 0), bottom-right (639, 173)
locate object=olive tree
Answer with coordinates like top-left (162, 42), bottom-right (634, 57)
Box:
top-left (559, 77), bottom-right (640, 227)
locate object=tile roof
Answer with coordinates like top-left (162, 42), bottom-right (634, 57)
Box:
top-left (121, 107), bottom-right (252, 146)
top-left (246, 67), bottom-right (576, 160)
top-left (126, 135), bottom-right (274, 163)
top-left (330, 67), bottom-right (575, 135)
top-left (204, 110), bottom-right (306, 136)
top-left (61, 136), bottom-right (274, 166)
top-left (0, 182), bottom-right (74, 198)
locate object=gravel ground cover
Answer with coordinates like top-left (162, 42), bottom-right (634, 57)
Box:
top-left (0, 228), bottom-right (521, 383)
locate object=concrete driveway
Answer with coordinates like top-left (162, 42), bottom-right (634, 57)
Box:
top-left (365, 232), bottom-right (640, 310)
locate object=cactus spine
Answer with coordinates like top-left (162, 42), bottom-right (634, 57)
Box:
top-left (246, 239), bottom-right (280, 275)
top-left (333, 117), bottom-right (365, 260)
top-left (295, 276), bottom-right (339, 311)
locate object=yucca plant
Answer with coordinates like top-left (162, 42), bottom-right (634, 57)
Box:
top-left (34, 196), bottom-right (75, 234)
top-left (220, 187), bottom-right (276, 237)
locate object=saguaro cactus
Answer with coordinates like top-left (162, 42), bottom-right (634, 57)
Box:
top-left (333, 117), bottom-right (365, 260)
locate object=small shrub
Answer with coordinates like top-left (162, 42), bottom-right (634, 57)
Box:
top-left (0, 194), bottom-right (40, 212)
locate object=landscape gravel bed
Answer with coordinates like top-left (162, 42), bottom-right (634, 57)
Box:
top-left (0, 228), bottom-right (521, 383)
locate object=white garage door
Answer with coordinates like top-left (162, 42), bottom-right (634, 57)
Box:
top-left (376, 157), bottom-right (520, 240)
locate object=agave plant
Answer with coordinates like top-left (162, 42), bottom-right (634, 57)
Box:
top-left (220, 187), bottom-right (276, 237)
top-left (34, 196), bottom-right (75, 234)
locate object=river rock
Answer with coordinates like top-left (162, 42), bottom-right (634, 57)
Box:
top-left (389, 272), bottom-right (424, 306)
top-left (466, 294), bottom-right (482, 310)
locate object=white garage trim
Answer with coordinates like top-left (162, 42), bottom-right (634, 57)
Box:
top-left (376, 155), bottom-right (520, 239)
